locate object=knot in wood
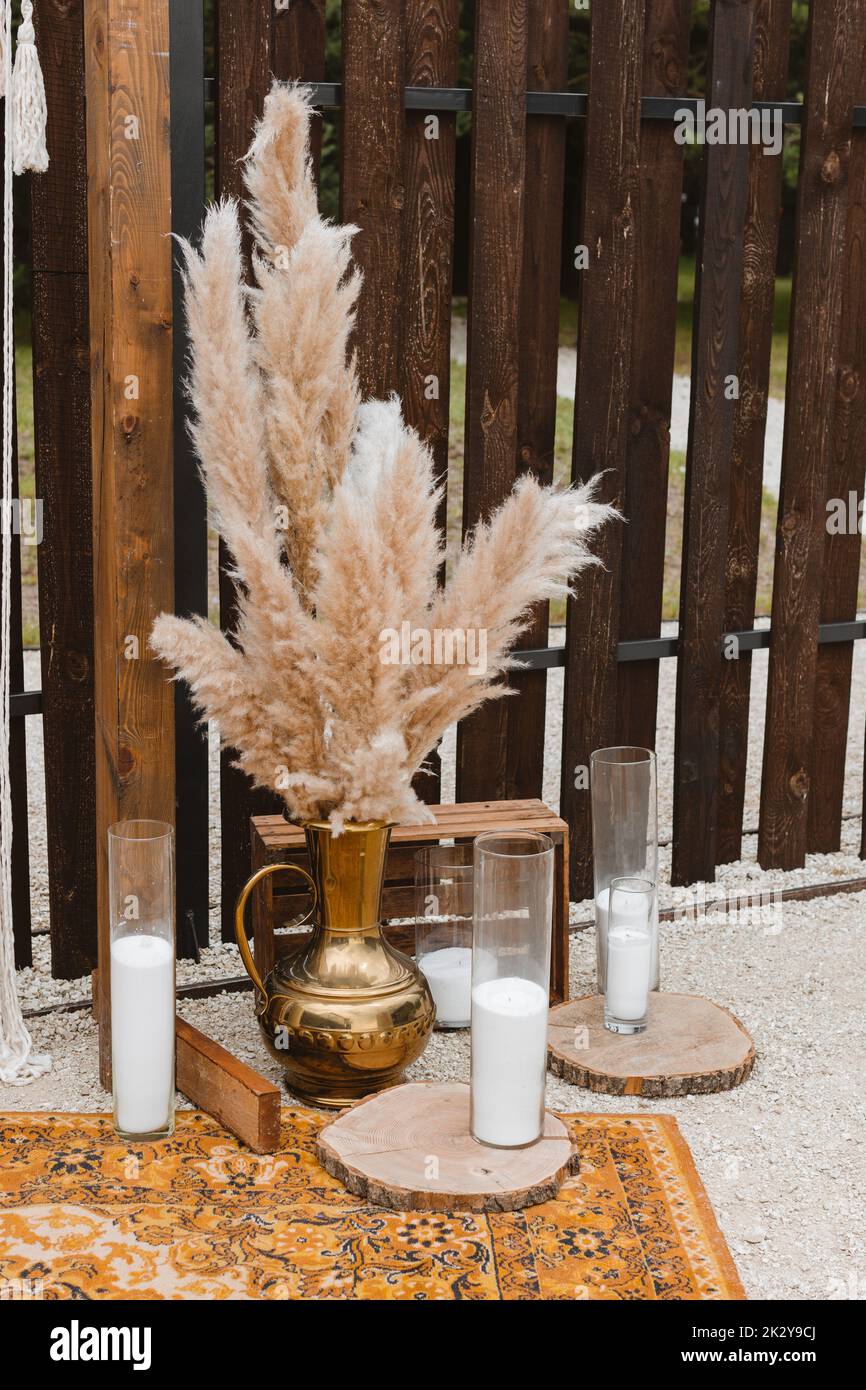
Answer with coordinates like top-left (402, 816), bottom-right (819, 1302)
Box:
top-left (789, 767), bottom-right (810, 800)
top-left (838, 366), bottom-right (860, 403)
top-left (820, 149), bottom-right (842, 185)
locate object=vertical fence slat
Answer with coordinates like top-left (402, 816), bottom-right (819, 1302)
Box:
top-left (30, 0), bottom-right (96, 978)
top-left (85, 0), bottom-right (176, 1082)
top-left (215, 0), bottom-right (280, 939)
top-left (4, 349), bottom-right (31, 969)
top-left (615, 0), bottom-right (692, 753)
top-left (506, 0), bottom-right (569, 801)
top-left (758, 0), bottom-right (866, 871)
top-left (341, 0), bottom-right (406, 400)
top-left (808, 69), bottom-right (866, 853)
top-left (170, 0), bottom-right (208, 957)
top-left (717, 0), bottom-right (791, 865)
top-left (399, 0), bottom-right (459, 804)
top-left (455, 0), bottom-right (528, 803)
top-left (671, 0), bottom-right (754, 887)
top-left (559, 0), bottom-right (643, 899)
top-left (273, 0), bottom-right (326, 179)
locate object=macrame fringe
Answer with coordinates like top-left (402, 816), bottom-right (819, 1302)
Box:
top-left (11, 1), bottom-right (48, 175)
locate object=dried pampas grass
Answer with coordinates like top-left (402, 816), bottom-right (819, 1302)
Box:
top-left (151, 81), bottom-right (616, 831)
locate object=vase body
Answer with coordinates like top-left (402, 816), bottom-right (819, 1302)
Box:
top-left (236, 820), bottom-right (435, 1108)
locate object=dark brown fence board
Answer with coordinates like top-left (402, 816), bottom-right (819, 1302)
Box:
top-left (615, 0), bottom-right (692, 753)
top-left (215, 0), bottom-right (281, 938)
top-left (4, 349), bottom-right (31, 970)
top-left (30, 0), bottom-right (96, 978)
top-left (273, 0), bottom-right (326, 179)
top-left (758, 0), bottom-right (866, 871)
top-left (341, 0), bottom-right (406, 400)
top-left (506, 0), bottom-right (569, 801)
top-left (399, 0), bottom-right (460, 804)
top-left (559, 0), bottom-right (643, 899)
top-left (455, 0), bottom-right (528, 803)
top-left (808, 73), bottom-right (866, 854)
top-left (717, 0), bottom-right (791, 865)
top-left (671, 0), bottom-right (755, 887)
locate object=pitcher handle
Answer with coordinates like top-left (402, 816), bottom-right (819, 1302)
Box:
top-left (234, 862), bottom-right (318, 1002)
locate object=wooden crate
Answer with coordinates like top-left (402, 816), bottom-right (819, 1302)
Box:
top-left (249, 801), bottom-right (570, 1004)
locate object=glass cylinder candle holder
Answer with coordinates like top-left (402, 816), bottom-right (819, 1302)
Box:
top-left (415, 843), bottom-right (473, 1029)
top-left (470, 831), bottom-right (553, 1149)
top-left (604, 877), bottom-right (656, 1035)
top-left (590, 747), bottom-right (659, 994)
top-left (108, 820), bottom-right (176, 1140)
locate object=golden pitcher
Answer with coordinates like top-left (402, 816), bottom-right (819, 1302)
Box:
top-left (235, 820), bottom-right (435, 1108)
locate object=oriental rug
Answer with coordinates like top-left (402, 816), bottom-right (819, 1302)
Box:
top-left (0, 1109), bottom-right (743, 1300)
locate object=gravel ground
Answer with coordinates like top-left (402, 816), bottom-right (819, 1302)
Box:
top-left (9, 588), bottom-right (866, 1301)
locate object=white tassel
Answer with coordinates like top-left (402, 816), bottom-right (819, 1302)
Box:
top-left (11, 1), bottom-right (48, 175)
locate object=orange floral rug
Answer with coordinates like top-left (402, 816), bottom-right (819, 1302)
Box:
top-left (0, 1109), bottom-right (743, 1300)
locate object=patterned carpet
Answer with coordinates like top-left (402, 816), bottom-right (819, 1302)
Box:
top-left (0, 1109), bottom-right (743, 1300)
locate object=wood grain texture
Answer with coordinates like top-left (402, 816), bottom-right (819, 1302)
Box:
top-left (175, 1016), bottom-right (281, 1154)
top-left (717, 0), bottom-right (791, 865)
top-left (316, 1082), bottom-right (579, 1212)
top-left (85, 0), bottom-right (176, 1083)
top-left (671, 0), bottom-right (755, 886)
top-left (808, 69), bottom-right (866, 853)
top-left (507, 0), bottom-right (569, 802)
top-left (548, 993), bottom-right (756, 1098)
top-left (615, 0), bottom-right (692, 752)
top-left (273, 0), bottom-right (326, 178)
top-left (399, 0), bottom-right (459, 805)
top-left (215, 0), bottom-right (283, 940)
top-left (558, 0), bottom-right (643, 899)
top-left (341, 0), bottom-right (406, 400)
top-left (758, 0), bottom-right (866, 870)
top-left (455, 0), bottom-right (528, 804)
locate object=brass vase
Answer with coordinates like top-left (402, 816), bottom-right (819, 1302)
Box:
top-left (234, 820), bottom-right (435, 1108)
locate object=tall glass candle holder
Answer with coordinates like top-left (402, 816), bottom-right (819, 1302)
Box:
top-left (415, 844), bottom-right (473, 1029)
top-left (108, 820), bottom-right (176, 1140)
top-left (470, 831), bottom-right (553, 1149)
top-left (604, 877), bottom-right (656, 1035)
top-left (590, 747), bottom-right (659, 994)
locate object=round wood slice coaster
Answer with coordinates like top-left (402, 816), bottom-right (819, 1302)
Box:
top-left (315, 1080), bottom-right (580, 1213)
top-left (547, 992), bottom-right (755, 1098)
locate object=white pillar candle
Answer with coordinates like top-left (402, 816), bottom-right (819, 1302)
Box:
top-left (606, 926), bottom-right (653, 1021)
top-left (419, 946), bottom-right (472, 1027)
top-left (110, 933), bottom-right (175, 1135)
top-left (470, 975), bottom-right (549, 1147)
top-left (596, 886), bottom-right (660, 990)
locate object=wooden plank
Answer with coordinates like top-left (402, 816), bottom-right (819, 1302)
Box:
top-left (455, 0), bottom-right (528, 803)
top-left (85, 0), bottom-right (176, 1085)
top-left (340, 0), bottom-right (406, 399)
top-left (808, 68), bottom-right (866, 853)
top-left (717, 0), bottom-right (791, 865)
top-left (3, 332), bottom-right (31, 969)
top-left (170, 0), bottom-right (208, 958)
top-left (614, 0), bottom-right (692, 752)
top-left (758, 0), bottom-right (866, 870)
top-left (175, 1016), bottom-right (281, 1154)
top-left (506, 0), bottom-right (569, 800)
top-left (399, 0), bottom-right (459, 804)
top-left (273, 0), bottom-right (326, 179)
top-left (671, 0), bottom-right (755, 886)
top-left (558, 0), bottom-right (643, 900)
top-left (30, 0), bottom-right (96, 978)
top-left (214, 0), bottom-right (281, 940)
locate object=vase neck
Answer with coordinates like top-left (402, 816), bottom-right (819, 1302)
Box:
top-left (304, 823), bottom-right (392, 934)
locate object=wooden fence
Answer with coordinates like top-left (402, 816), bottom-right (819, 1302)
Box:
top-left (5, 0), bottom-right (866, 981)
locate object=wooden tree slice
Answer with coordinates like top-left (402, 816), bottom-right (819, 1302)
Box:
top-left (548, 993), bottom-right (755, 1098)
top-left (316, 1081), bottom-right (579, 1213)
